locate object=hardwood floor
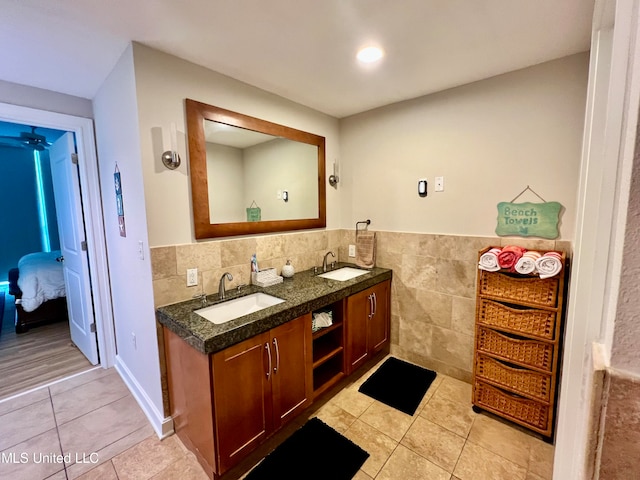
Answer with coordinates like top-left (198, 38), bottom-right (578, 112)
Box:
top-left (0, 290), bottom-right (92, 400)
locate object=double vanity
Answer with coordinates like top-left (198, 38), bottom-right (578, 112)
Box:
top-left (157, 263), bottom-right (392, 479)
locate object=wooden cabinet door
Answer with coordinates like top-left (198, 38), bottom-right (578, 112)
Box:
top-left (211, 331), bottom-right (272, 474)
top-left (346, 287), bottom-right (371, 373)
top-left (270, 314), bottom-right (313, 429)
top-left (369, 280), bottom-right (390, 353)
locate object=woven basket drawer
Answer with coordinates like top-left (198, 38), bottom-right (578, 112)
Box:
top-left (479, 271), bottom-right (559, 308)
top-left (476, 326), bottom-right (553, 371)
top-left (478, 299), bottom-right (556, 340)
top-left (475, 354), bottom-right (552, 403)
top-left (474, 381), bottom-right (550, 432)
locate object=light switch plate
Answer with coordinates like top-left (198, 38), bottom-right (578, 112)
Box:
top-left (435, 176), bottom-right (444, 192)
top-left (348, 244), bottom-right (356, 257)
top-left (186, 268), bottom-right (198, 287)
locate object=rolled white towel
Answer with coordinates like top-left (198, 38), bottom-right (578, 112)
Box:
top-left (535, 252), bottom-right (563, 279)
top-left (479, 248), bottom-right (501, 272)
top-left (515, 251), bottom-right (542, 274)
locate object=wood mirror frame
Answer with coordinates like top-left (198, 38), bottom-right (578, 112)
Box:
top-left (186, 99), bottom-right (326, 239)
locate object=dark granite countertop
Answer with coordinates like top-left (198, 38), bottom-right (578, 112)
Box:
top-left (156, 262), bottom-right (392, 355)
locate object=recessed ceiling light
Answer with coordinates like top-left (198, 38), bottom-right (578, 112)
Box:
top-left (357, 46), bottom-right (384, 64)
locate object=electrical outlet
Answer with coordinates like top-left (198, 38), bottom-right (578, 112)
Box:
top-left (137, 240), bottom-right (144, 260)
top-left (186, 268), bottom-right (198, 287)
top-left (348, 244), bottom-right (356, 257)
top-left (435, 176), bottom-right (444, 192)
top-left (131, 332), bottom-right (137, 350)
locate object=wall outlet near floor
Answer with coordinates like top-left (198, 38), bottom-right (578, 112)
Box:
top-left (186, 268), bottom-right (198, 287)
top-left (348, 244), bottom-right (356, 257)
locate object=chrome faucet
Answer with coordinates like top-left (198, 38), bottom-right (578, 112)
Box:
top-left (322, 251), bottom-right (336, 273)
top-left (218, 272), bottom-right (233, 300)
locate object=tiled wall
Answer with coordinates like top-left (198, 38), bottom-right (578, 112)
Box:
top-left (151, 230), bottom-right (570, 384)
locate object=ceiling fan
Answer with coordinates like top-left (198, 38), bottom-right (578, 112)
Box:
top-left (0, 126), bottom-right (52, 151)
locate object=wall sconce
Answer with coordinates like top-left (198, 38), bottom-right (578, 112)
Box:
top-left (161, 122), bottom-right (181, 170)
top-left (328, 160), bottom-right (339, 188)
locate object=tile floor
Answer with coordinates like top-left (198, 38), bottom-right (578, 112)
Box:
top-left (0, 357), bottom-right (554, 480)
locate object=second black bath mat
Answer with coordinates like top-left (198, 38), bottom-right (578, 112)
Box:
top-left (358, 357), bottom-right (437, 415)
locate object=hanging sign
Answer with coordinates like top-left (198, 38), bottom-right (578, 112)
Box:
top-left (495, 186), bottom-right (562, 239)
top-left (246, 200), bottom-right (261, 222)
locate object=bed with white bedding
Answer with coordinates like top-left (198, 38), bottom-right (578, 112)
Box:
top-left (7, 250), bottom-right (68, 333)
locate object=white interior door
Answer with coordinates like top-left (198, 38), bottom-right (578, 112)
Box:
top-left (49, 133), bottom-right (99, 364)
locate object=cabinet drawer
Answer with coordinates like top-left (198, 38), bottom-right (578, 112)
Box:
top-left (479, 271), bottom-right (559, 308)
top-left (476, 326), bottom-right (553, 372)
top-left (475, 354), bottom-right (552, 403)
top-left (478, 298), bottom-right (556, 340)
top-left (474, 380), bottom-right (550, 433)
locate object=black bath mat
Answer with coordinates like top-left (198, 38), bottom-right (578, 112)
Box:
top-left (358, 357), bottom-right (437, 415)
top-left (245, 417), bottom-right (369, 480)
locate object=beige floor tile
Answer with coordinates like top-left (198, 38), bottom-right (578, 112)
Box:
top-left (376, 444), bottom-right (450, 480)
top-left (46, 471), bottom-right (68, 479)
top-left (329, 385), bottom-right (375, 417)
top-left (359, 401), bottom-right (414, 441)
top-left (48, 367), bottom-right (115, 396)
top-left (150, 452), bottom-right (209, 480)
top-left (525, 472), bottom-right (546, 480)
top-left (0, 398), bottom-right (56, 450)
top-left (0, 428), bottom-right (64, 480)
top-left (467, 414), bottom-right (532, 468)
top-left (432, 376), bottom-right (473, 405)
top-left (401, 417), bottom-right (465, 472)
top-left (416, 373), bottom-right (444, 410)
top-left (313, 402), bottom-right (357, 433)
top-left (343, 419), bottom-right (398, 478)
top-left (454, 442), bottom-right (526, 480)
top-left (353, 470), bottom-right (374, 480)
top-left (66, 425), bottom-right (155, 479)
top-left (421, 394), bottom-right (478, 437)
top-left (528, 439), bottom-right (554, 479)
top-left (75, 460), bottom-right (119, 480)
top-left (52, 373), bottom-right (130, 425)
top-left (111, 434), bottom-right (184, 480)
top-left (0, 387), bottom-right (50, 417)
top-left (58, 395), bottom-right (149, 467)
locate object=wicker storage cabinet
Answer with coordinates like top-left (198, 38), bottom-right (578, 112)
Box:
top-left (472, 247), bottom-right (567, 440)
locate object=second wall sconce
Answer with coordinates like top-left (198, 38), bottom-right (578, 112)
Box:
top-left (162, 122), bottom-right (181, 170)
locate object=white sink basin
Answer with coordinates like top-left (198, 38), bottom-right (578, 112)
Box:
top-left (195, 293), bottom-right (285, 324)
top-left (318, 267), bottom-right (369, 281)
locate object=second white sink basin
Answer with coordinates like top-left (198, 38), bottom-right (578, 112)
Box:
top-left (318, 267), bottom-right (369, 281)
top-left (195, 293), bottom-right (285, 324)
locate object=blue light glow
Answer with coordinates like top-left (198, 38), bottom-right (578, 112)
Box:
top-left (34, 150), bottom-right (51, 252)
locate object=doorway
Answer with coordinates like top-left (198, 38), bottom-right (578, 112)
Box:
top-left (0, 102), bottom-right (115, 400)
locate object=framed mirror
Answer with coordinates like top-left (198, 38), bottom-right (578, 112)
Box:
top-left (185, 99), bottom-right (326, 239)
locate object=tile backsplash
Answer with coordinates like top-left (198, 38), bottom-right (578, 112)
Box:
top-left (151, 229), bottom-right (571, 384)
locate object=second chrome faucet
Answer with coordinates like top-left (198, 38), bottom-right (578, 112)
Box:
top-left (218, 272), bottom-right (233, 300)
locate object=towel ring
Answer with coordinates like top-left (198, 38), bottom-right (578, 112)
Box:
top-left (356, 219), bottom-right (371, 239)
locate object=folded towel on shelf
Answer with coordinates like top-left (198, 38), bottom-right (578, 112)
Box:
top-left (497, 245), bottom-right (526, 271)
top-left (478, 248), bottom-right (502, 272)
top-left (514, 250), bottom-right (542, 274)
top-left (535, 251), bottom-right (563, 279)
top-left (356, 231), bottom-right (376, 269)
top-left (312, 311), bottom-right (333, 332)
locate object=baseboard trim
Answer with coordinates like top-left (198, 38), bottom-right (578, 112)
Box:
top-left (115, 356), bottom-right (174, 439)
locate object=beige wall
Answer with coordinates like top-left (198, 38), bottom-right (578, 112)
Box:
top-left (340, 53), bottom-right (588, 238)
top-left (131, 43), bottom-right (342, 247)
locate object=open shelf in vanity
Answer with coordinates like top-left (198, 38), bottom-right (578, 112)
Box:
top-left (311, 300), bottom-right (345, 397)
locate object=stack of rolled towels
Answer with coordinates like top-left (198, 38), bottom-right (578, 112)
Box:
top-left (478, 245), bottom-right (563, 278)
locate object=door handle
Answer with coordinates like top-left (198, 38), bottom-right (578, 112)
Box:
top-left (372, 292), bottom-right (377, 317)
top-left (56, 256), bottom-right (64, 263)
top-left (273, 337), bottom-right (280, 374)
top-left (368, 294), bottom-right (373, 319)
top-left (265, 342), bottom-right (272, 379)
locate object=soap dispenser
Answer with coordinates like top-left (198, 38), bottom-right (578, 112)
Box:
top-left (282, 259), bottom-right (295, 278)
